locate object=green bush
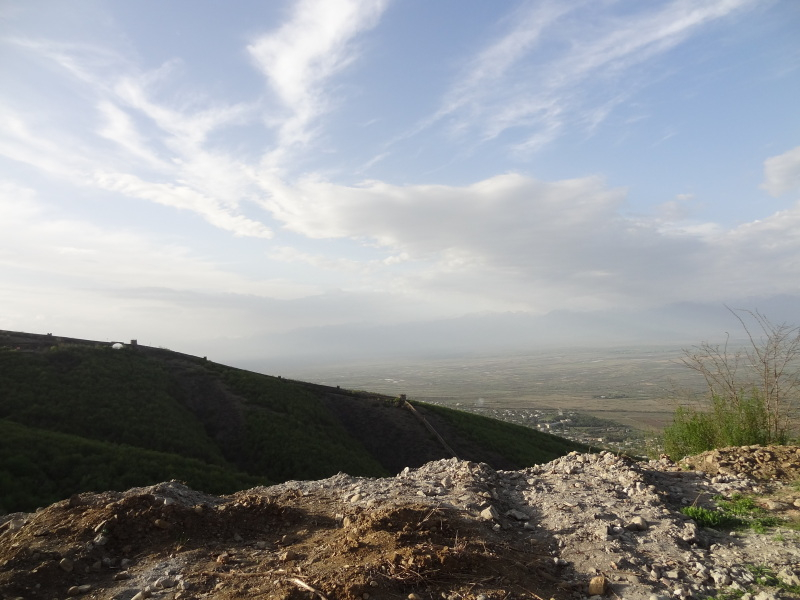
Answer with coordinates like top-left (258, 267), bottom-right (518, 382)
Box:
top-left (663, 392), bottom-right (778, 460)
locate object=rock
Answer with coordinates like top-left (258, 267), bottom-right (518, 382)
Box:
top-left (778, 567), bottom-right (800, 587)
top-left (153, 518), bottom-right (171, 529)
top-left (505, 509), bottom-right (529, 521)
top-left (58, 557), bottom-right (74, 572)
top-left (155, 576), bottom-right (177, 588)
top-left (711, 570), bottom-right (731, 586)
top-left (280, 550), bottom-right (299, 562)
top-left (626, 516), bottom-right (648, 531)
top-left (588, 575), bottom-right (607, 595)
top-left (480, 505), bottom-right (500, 521)
top-left (67, 585), bottom-right (91, 596)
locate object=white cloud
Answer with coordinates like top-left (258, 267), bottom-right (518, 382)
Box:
top-left (0, 183), bottom-right (278, 292)
top-left (0, 41), bottom-right (270, 238)
top-left (254, 170), bottom-right (800, 312)
top-left (0, 181), bottom-right (314, 344)
top-left (92, 171), bottom-right (272, 238)
top-left (248, 0), bottom-right (388, 161)
top-left (762, 146), bottom-right (800, 196)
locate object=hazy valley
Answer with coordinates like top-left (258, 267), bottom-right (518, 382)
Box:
top-left (242, 344), bottom-right (710, 452)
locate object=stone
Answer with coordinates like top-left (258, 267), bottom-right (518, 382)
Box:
top-left (280, 550), bottom-right (299, 562)
top-left (506, 509), bottom-right (529, 521)
top-left (155, 576), bottom-right (177, 588)
top-left (67, 585), bottom-right (91, 596)
top-left (626, 516), bottom-right (648, 531)
top-left (58, 558), bottom-right (74, 572)
top-left (710, 570), bottom-right (731, 586)
top-left (588, 575), bottom-right (607, 595)
top-left (480, 505), bottom-right (500, 521)
top-left (777, 567), bottom-right (800, 587)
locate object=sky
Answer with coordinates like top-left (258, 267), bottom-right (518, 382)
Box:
top-left (1, 0), bottom-right (799, 364)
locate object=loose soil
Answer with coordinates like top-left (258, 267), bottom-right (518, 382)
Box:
top-left (2, 446), bottom-right (799, 600)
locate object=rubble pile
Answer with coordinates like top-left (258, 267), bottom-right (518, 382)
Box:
top-left (1, 446), bottom-right (799, 600)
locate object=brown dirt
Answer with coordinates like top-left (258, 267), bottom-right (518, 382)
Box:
top-left (0, 487), bottom-right (561, 600)
top-left (3, 447), bottom-right (800, 600)
top-left (679, 444), bottom-right (800, 482)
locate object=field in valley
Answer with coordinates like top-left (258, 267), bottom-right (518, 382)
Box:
top-left (271, 344), bottom-right (709, 434)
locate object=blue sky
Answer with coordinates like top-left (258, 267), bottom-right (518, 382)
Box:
top-left (1, 0), bottom-right (799, 360)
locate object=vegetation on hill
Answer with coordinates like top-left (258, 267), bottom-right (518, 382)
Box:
top-left (0, 330), bottom-right (587, 513)
top-left (0, 419), bottom-right (265, 513)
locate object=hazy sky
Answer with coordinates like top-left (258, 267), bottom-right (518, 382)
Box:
top-left (1, 0), bottom-right (799, 358)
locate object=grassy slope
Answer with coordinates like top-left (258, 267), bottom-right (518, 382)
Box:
top-left (0, 419), bottom-right (266, 513)
top-left (0, 331), bottom-right (587, 513)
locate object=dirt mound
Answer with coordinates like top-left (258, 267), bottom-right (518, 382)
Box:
top-left (679, 445), bottom-right (800, 482)
top-left (2, 452), bottom-right (800, 600)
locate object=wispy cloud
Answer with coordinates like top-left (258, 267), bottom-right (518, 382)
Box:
top-left (425, 0), bottom-right (758, 152)
top-left (0, 38), bottom-right (269, 238)
top-left (247, 0), bottom-right (389, 166)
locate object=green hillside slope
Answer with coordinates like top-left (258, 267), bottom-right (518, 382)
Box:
top-left (0, 330), bottom-right (588, 513)
top-left (0, 419), bottom-right (265, 513)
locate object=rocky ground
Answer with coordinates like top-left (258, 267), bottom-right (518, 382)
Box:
top-left (1, 446), bottom-right (799, 600)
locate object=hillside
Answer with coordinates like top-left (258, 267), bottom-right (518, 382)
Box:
top-left (0, 330), bottom-right (586, 513)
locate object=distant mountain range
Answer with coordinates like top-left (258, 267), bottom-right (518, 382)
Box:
top-left (211, 295), bottom-right (800, 366)
top-left (0, 330), bottom-right (586, 513)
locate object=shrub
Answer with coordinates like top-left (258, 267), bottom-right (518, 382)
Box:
top-left (663, 392), bottom-right (773, 459)
top-left (677, 309), bottom-right (799, 446)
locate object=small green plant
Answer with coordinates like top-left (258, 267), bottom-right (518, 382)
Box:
top-left (716, 494), bottom-right (783, 532)
top-left (682, 494), bottom-right (783, 532)
top-left (703, 588), bottom-right (745, 600)
top-left (681, 505), bottom-right (741, 529)
top-left (747, 564), bottom-right (780, 587)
